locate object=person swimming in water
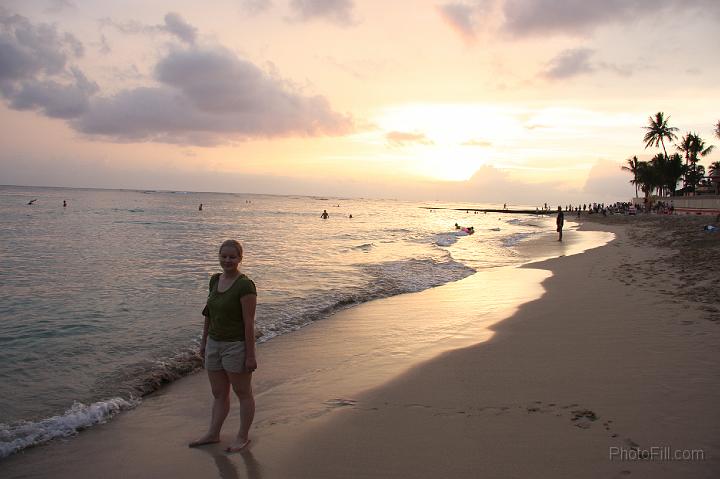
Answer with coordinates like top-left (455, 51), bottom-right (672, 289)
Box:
top-left (321, 210), bottom-right (329, 219)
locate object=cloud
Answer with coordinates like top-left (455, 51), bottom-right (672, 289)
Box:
top-left (162, 13), bottom-right (197, 44)
top-left (289, 0), bottom-right (355, 24)
top-left (0, 10), bottom-right (96, 117)
top-left (542, 48), bottom-right (595, 79)
top-left (462, 139), bottom-right (492, 147)
top-left (582, 159), bottom-right (635, 200)
top-left (437, 0), bottom-right (720, 39)
top-left (542, 48), bottom-right (639, 79)
top-left (437, 3), bottom-right (478, 40)
top-left (8, 67), bottom-right (98, 118)
top-left (72, 46), bottom-right (353, 144)
top-left (386, 131), bottom-right (434, 147)
top-left (101, 12), bottom-right (197, 44)
top-left (240, 0), bottom-right (273, 14)
top-left (1, 10), bottom-right (350, 145)
top-left (45, 0), bottom-right (77, 14)
top-left (501, 0), bottom-right (720, 37)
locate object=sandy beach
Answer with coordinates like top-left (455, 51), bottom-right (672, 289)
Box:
top-left (3, 215), bottom-right (718, 478)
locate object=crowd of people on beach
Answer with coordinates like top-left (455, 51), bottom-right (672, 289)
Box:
top-left (550, 201), bottom-right (675, 217)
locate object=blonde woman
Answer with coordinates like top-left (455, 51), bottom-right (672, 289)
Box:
top-left (189, 239), bottom-right (257, 452)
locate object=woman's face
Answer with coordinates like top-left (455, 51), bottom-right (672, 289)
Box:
top-left (219, 246), bottom-right (241, 273)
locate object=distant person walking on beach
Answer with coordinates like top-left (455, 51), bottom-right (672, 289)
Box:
top-left (556, 206), bottom-right (564, 242)
top-left (321, 210), bottom-right (329, 219)
top-left (190, 239), bottom-right (257, 452)
top-left (199, 203), bottom-right (203, 211)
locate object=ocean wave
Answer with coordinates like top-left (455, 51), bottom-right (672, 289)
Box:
top-left (0, 397), bottom-right (138, 459)
top-left (352, 243), bottom-right (374, 251)
top-left (363, 256), bottom-right (475, 293)
top-left (433, 230), bottom-right (472, 246)
top-left (505, 217), bottom-right (543, 228)
top-left (502, 232), bottom-right (534, 247)
top-left (96, 349), bottom-right (203, 399)
top-left (242, 256), bottom-right (475, 342)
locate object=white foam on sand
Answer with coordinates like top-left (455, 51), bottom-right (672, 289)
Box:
top-left (0, 397), bottom-right (139, 458)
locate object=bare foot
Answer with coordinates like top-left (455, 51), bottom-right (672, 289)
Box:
top-left (225, 438), bottom-right (251, 453)
top-left (188, 434), bottom-right (220, 448)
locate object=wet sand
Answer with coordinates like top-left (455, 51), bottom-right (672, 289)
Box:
top-left (3, 216), bottom-right (718, 478)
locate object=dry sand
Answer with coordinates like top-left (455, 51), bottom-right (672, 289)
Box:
top-left (2, 215), bottom-right (718, 478)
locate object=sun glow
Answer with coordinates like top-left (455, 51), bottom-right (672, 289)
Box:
top-left (374, 104), bottom-right (526, 181)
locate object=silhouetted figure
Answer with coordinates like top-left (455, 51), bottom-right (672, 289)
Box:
top-left (556, 206), bottom-right (564, 242)
top-left (348, 214), bottom-right (353, 219)
top-left (63, 200), bottom-right (67, 207)
top-left (199, 203), bottom-right (203, 211)
top-left (321, 210), bottom-right (329, 219)
top-left (27, 199), bottom-right (37, 205)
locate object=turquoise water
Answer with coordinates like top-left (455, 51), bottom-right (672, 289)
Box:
top-left (0, 185), bottom-right (554, 457)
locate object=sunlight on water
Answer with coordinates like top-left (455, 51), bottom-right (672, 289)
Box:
top-left (0, 186), bottom-right (559, 457)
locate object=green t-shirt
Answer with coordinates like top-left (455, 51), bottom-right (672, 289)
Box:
top-left (202, 273), bottom-right (257, 342)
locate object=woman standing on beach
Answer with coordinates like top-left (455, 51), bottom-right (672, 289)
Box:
top-left (190, 239), bottom-right (257, 452)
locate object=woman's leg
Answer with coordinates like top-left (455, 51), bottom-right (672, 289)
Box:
top-left (225, 371), bottom-right (254, 451)
top-left (189, 370), bottom-right (231, 446)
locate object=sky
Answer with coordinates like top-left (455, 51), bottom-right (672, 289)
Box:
top-left (1, 0), bottom-right (718, 204)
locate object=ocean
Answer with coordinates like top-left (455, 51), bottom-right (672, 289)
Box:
top-left (0, 185), bottom-right (555, 458)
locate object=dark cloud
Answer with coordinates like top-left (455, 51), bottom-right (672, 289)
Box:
top-left (72, 46), bottom-right (353, 145)
top-left (162, 12), bottom-right (197, 44)
top-left (289, 0), bottom-right (355, 24)
top-left (437, 0), bottom-right (720, 39)
top-left (0, 10), bottom-right (95, 117)
top-left (437, 3), bottom-right (477, 40)
top-left (1, 10), bottom-right (350, 145)
top-left (240, 0), bottom-right (273, 14)
top-left (386, 131), bottom-right (434, 147)
top-left (501, 0), bottom-right (720, 36)
top-left (8, 67), bottom-right (97, 118)
top-left (542, 48), bottom-right (595, 79)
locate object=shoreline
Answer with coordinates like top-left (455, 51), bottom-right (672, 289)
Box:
top-left (3, 216), bottom-right (718, 477)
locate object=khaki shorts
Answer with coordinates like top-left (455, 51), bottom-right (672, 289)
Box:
top-left (205, 338), bottom-right (246, 373)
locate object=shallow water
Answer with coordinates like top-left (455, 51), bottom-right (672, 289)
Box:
top-left (0, 185), bottom-right (556, 457)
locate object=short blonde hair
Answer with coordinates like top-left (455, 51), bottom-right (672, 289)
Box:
top-left (219, 239), bottom-right (243, 259)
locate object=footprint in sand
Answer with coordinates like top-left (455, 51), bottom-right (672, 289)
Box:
top-left (324, 398), bottom-right (358, 408)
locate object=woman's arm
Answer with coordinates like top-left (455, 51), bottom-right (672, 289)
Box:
top-left (200, 316), bottom-right (209, 362)
top-left (241, 295), bottom-right (257, 372)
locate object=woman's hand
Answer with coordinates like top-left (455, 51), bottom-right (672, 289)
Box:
top-left (245, 355), bottom-right (257, 373)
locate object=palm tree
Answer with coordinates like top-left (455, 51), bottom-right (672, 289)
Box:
top-left (663, 153), bottom-right (686, 196)
top-left (710, 161), bottom-right (720, 177)
top-left (715, 120), bottom-right (720, 140)
top-left (635, 160), bottom-right (659, 201)
top-left (676, 132), bottom-right (715, 192)
top-left (710, 160), bottom-right (720, 195)
top-left (621, 155), bottom-right (640, 198)
top-left (677, 133), bottom-right (695, 166)
top-left (643, 112), bottom-right (678, 160)
top-left (689, 134), bottom-right (715, 162)
top-left (685, 164), bottom-right (706, 194)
